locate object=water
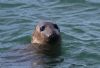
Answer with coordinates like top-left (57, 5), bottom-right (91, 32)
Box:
top-left (0, 0), bottom-right (100, 68)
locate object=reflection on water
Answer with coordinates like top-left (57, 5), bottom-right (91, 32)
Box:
top-left (0, 0), bottom-right (100, 68)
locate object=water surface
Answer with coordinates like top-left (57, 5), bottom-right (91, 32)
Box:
top-left (0, 0), bottom-right (100, 68)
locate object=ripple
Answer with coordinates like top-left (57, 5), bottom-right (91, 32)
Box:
top-left (0, 0), bottom-right (100, 68)
top-left (0, 3), bottom-right (25, 9)
top-left (86, 0), bottom-right (100, 4)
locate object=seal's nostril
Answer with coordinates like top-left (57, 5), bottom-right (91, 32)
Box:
top-left (48, 33), bottom-right (59, 42)
top-left (52, 33), bottom-right (57, 38)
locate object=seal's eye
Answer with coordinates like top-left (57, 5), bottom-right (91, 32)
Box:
top-left (40, 26), bottom-right (45, 31)
top-left (53, 24), bottom-right (59, 29)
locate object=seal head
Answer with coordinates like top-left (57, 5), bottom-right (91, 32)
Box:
top-left (31, 21), bottom-right (61, 56)
top-left (32, 21), bottom-right (61, 45)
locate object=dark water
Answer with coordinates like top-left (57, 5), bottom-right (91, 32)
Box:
top-left (0, 0), bottom-right (100, 68)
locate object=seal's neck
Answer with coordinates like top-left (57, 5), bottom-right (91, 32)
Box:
top-left (31, 43), bottom-right (61, 57)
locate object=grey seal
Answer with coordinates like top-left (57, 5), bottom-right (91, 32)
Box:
top-left (31, 21), bottom-right (61, 56)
